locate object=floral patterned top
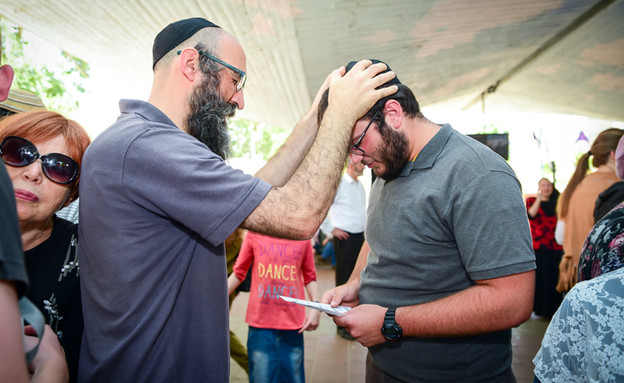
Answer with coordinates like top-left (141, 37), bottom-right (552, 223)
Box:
top-left (533, 267), bottom-right (624, 382)
top-left (526, 196), bottom-right (562, 251)
top-left (578, 202), bottom-right (624, 282)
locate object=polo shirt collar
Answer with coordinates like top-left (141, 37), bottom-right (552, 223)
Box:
top-left (399, 123), bottom-right (452, 177)
top-left (119, 99), bottom-right (176, 128)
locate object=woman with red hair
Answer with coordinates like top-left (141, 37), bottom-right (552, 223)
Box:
top-left (0, 111), bottom-right (90, 383)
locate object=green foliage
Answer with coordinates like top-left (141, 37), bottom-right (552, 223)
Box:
top-left (228, 118), bottom-right (289, 161)
top-left (480, 121), bottom-right (507, 134)
top-left (0, 18), bottom-right (287, 160)
top-left (541, 161), bottom-right (556, 181)
top-left (0, 17), bottom-right (89, 115)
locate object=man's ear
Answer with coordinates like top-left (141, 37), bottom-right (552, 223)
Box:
top-left (383, 99), bottom-right (403, 130)
top-left (0, 65), bottom-right (15, 102)
top-left (178, 49), bottom-right (201, 82)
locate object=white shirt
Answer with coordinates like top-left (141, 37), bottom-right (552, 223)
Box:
top-left (328, 173), bottom-right (366, 234)
top-left (56, 198), bottom-right (80, 223)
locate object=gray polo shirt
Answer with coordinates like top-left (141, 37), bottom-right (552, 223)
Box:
top-left (360, 124), bottom-right (535, 382)
top-left (78, 100), bottom-right (271, 383)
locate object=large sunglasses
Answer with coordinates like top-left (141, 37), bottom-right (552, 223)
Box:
top-left (1, 136), bottom-right (79, 185)
top-left (178, 48), bottom-right (247, 93)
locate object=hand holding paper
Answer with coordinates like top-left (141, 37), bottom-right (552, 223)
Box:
top-left (279, 295), bottom-right (352, 316)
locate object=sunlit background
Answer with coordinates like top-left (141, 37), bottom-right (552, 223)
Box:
top-left (2, 16), bottom-right (622, 199)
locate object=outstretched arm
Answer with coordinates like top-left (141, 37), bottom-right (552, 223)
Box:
top-left (254, 73), bottom-right (332, 187)
top-left (242, 61), bottom-right (397, 240)
top-left (333, 270), bottom-right (535, 347)
top-left (321, 240), bottom-right (370, 309)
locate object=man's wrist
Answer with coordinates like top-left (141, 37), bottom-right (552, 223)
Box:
top-left (381, 307), bottom-right (403, 341)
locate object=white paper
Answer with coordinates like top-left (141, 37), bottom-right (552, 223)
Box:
top-left (278, 295), bottom-right (352, 316)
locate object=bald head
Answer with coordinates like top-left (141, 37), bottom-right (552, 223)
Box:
top-left (147, 19), bottom-right (246, 131)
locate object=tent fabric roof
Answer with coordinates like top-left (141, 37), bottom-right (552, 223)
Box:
top-left (1, 0), bottom-right (623, 128)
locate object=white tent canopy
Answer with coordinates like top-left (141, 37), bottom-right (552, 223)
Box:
top-left (1, 0), bottom-right (623, 130)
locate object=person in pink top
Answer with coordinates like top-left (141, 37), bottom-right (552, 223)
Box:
top-left (228, 231), bottom-right (320, 383)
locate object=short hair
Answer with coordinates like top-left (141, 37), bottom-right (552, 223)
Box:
top-left (317, 83), bottom-right (421, 129)
top-left (0, 111), bottom-right (91, 201)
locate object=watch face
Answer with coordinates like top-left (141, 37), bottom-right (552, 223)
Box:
top-left (382, 308), bottom-right (402, 341)
top-left (382, 323), bottom-right (402, 340)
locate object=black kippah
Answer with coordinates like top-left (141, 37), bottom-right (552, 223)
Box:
top-left (152, 17), bottom-right (221, 69)
top-left (344, 59), bottom-right (401, 88)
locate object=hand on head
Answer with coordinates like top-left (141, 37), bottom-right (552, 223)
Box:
top-left (326, 60), bottom-right (398, 123)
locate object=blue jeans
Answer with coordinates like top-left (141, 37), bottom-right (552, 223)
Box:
top-left (321, 240), bottom-right (336, 266)
top-left (247, 326), bottom-right (305, 383)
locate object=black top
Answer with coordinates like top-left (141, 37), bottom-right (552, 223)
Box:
top-left (0, 163), bottom-right (28, 296)
top-left (594, 180), bottom-right (624, 222)
top-left (25, 216), bottom-right (82, 383)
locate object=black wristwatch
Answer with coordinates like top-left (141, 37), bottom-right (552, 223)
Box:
top-left (381, 307), bottom-right (402, 341)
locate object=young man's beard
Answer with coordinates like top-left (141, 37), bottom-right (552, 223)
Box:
top-left (374, 125), bottom-right (410, 181)
top-left (185, 74), bottom-right (236, 159)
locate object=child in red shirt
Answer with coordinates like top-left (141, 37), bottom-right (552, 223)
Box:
top-left (228, 231), bottom-right (320, 383)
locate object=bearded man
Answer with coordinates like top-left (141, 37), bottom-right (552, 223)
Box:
top-left (320, 60), bottom-right (536, 382)
top-left (77, 18), bottom-right (397, 383)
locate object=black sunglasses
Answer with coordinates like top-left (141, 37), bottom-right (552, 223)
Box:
top-left (0, 136), bottom-right (79, 185)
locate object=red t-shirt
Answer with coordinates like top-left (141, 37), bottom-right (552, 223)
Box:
top-left (233, 232), bottom-right (317, 330)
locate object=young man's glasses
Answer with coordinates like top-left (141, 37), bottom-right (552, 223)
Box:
top-left (178, 48), bottom-right (247, 93)
top-left (0, 136), bottom-right (79, 185)
top-left (349, 110), bottom-right (379, 156)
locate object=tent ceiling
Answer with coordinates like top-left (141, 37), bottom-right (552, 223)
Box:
top-left (1, 0), bottom-right (623, 129)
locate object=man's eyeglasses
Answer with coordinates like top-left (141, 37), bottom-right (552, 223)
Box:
top-left (1, 136), bottom-right (79, 185)
top-left (349, 111), bottom-right (379, 156)
top-left (178, 48), bottom-right (247, 93)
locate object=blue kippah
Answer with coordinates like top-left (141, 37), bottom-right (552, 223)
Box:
top-left (152, 17), bottom-right (221, 69)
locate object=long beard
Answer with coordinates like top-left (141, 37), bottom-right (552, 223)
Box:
top-left (185, 76), bottom-right (236, 159)
top-left (375, 127), bottom-right (410, 181)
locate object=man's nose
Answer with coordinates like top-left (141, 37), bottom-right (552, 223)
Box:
top-left (349, 152), bottom-right (364, 165)
top-left (230, 89), bottom-right (245, 110)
